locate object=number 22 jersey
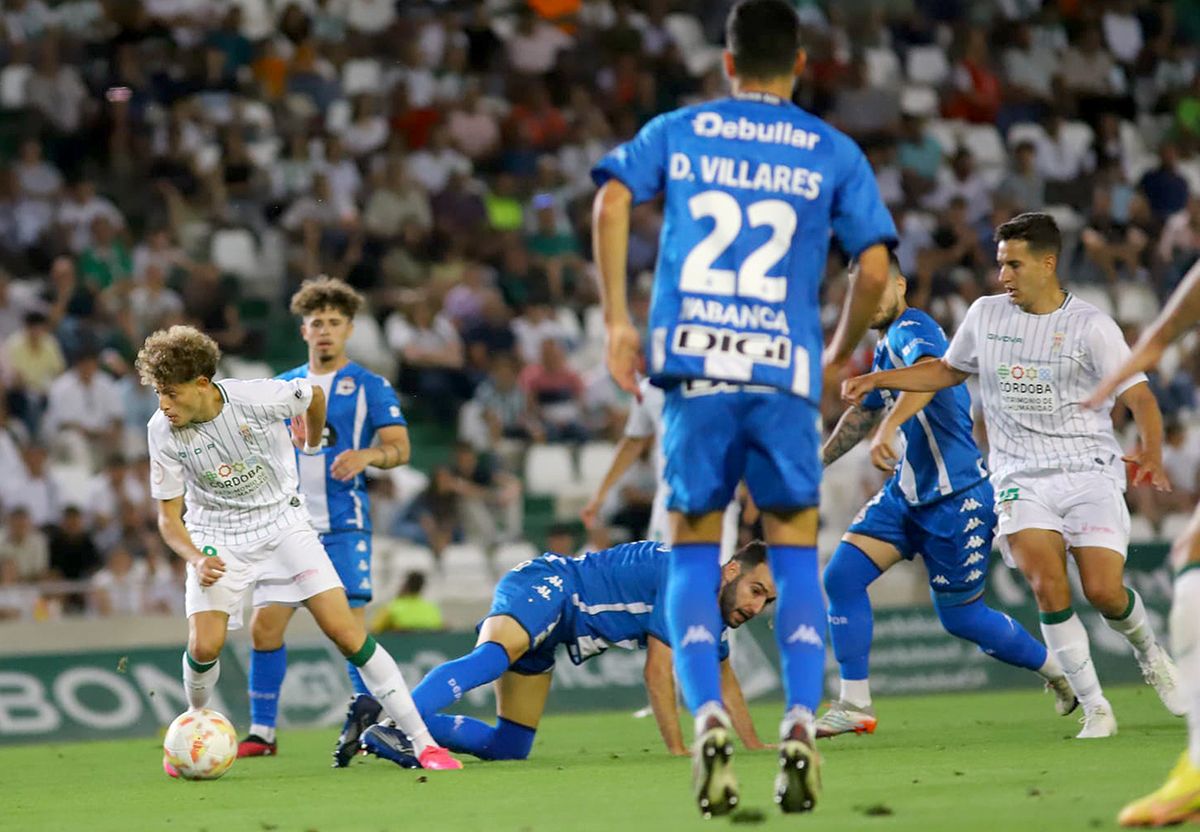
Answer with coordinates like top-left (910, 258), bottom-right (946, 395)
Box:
top-left (592, 92), bottom-right (896, 403)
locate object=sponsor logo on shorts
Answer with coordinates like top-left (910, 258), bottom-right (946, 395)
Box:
top-left (291, 569), bottom-right (319, 584)
top-left (964, 517), bottom-right (984, 532)
top-left (960, 498), bottom-right (983, 512)
top-left (966, 569), bottom-right (984, 582)
top-left (1081, 524), bottom-right (1116, 535)
top-left (964, 552), bottom-right (985, 566)
top-left (931, 575), bottom-right (950, 586)
top-left (997, 488), bottom-right (1020, 503)
top-left (966, 535), bottom-right (986, 550)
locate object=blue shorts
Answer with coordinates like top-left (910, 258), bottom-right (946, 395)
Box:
top-left (321, 531), bottom-right (373, 607)
top-left (847, 478), bottom-right (996, 607)
top-left (661, 381), bottom-right (821, 515)
top-left (482, 559), bottom-right (572, 675)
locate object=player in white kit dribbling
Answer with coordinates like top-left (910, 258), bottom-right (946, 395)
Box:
top-left (843, 213), bottom-right (1185, 738)
top-left (139, 325), bottom-right (461, 772)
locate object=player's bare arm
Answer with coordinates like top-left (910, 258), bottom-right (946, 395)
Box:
top-left (720, 659), bottom-right (768, 751)
top-left (156, 495), bottom-right (224, 587)
top-left (842, 358), bottom-right (969, 407)
top-left (1117, 381), bottom-right (1171, 491)
top-left (821, 406), bottom-right (882, 466)
top-left (869, 359), bottom-right (940, 472)
top-left (823, 244), bottom-right (891, 384)
top-left (1087, 259), bottom-right (1200, 408)
top-left (581, 434), bottom-right (653, 528)
top-left (330, 424), bottom-right (410, 482)
top-left (592, 179), bottom-right (641, 399)
top-left (644, 635), bottom-right (687, 755)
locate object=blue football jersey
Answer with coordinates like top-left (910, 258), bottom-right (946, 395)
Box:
top-left (277, 362), bottom-right (406, 532)
top-left (592, 92), bottom-right (897, 402)
top-left (860, 308), bottom-right (987, 505)
top-left (555, 541), bottom-right (730, 664)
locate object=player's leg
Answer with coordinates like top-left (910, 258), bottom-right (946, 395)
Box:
top-left (412, 615), bottom-right (529, 720)
top-left (239, 604), bottom-right (296, 755)
top-left (184, 610), bottom-right (229, 710)
top-left (816, 532), bottom-right (899, 737)
top-left (1119, 504), bottom-right (1200, 827)
top-left (322, 531), bottom-right (374, 695)
top-left (431, 670), bottom-right (548, 761)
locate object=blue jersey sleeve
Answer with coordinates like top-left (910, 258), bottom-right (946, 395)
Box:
top-left (887, 316), bottom-right (947, 367)
top-left (591, 114), bottom-right (670, 204)
top-left (831, 137), bottom-right (898, 258)
top-left (718, 629), bottom-right (730, 662)
top-left (367, 375), bottom-right (407, 432)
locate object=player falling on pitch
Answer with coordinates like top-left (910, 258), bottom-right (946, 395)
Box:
top-left (346, 540), bottom-right (774, 766)
top-left (843, 212), bottom-right (1184, 739)
top-left (236, 277), bottom-right (413, 762)
top-left (819, 253), bottom-right (1074, 737)
top-left (593, 0), bottom-right (896, 814)
top-left (138, 325), bottom-right (460, 772)
top-left (1086, 259), bottom-right (1200, 826)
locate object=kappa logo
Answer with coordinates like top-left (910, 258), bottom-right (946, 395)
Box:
top-left (964, 517), bottom-right (984, 532)
top-left (931, 575), bottom-right (950, 586)
top-left (680, 626), bottom-right (717, 647)
top-left (358, 578), bottom-right (371, 590)
top-left (960, 498), bottom-right (982, 512)
top-left (966, 569), bottom-right (984, 582)
top-left (357, 559), bottom-right (368, 571)
top-left (964, 552), bottom-right (986, 566)
top-left (785, 624), bottom-right (823, 647)
top-left (356, 540), bottom-right (368, 552)
top-left (966, 535), bottom-right (986, 550)
top-left (896, 320), bottom-right (921, 328)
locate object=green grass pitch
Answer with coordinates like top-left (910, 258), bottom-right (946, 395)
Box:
top-left (2, 685), bottom-right (1185, 832)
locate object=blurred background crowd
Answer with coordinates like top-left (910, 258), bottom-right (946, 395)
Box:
top-left (0, 0), bottom-right (1198, 623)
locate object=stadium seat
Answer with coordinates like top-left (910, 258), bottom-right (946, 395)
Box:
top-left (899, 85), bottom-right (939, 118)
top-left (386, 540), bottom-right (438, 574)
top-left (0, 64), bottom-right (30, 109)
top-left (210, 228), bottom-right (259, 280)
top-left (1114, 282), bottom-right (1159, 326)
top-left (1040, 204), bottom-right (1085, 235)
top-left (1067, 284), bottom-right (1115, 318)
top-left (556, 306), bottom-right (583, 349)
top-left (1161, 513), bottom-right (1192, 541)
top-left (247, 137), bottom-right (281, 168)
top-left (456, 399), bottom-right (490, 452)
top-left (239, 100), bottom-right (274, 132)
top-left (325, 98), bottom-right (352, 134)
top-left (905, 46), bottom-right (950, 86)
top-left (664, 13), bottom-right (722, 77)
top-left (924, 118), bottom-right (963, 155)
top-left (1005, 121), bottom-right (1048, 149)
top-left (493, 541), bottom-right (539, 573)
top-left (864, 47), bottom-right (901, 88)
top-left (1129, 514), bottom-right (1156, 544)
top-left (342, 59), bottom-right (383, 96)
top-left (524, 444), bottom-right (577, 497)
top-left (577, 441), bottom-right (617, 492)
top-left (440, 543), bottom-right (489, 575)
top-left (962, 124), bottom-right (1007, 169)
top-left (1060, 120), bottom-right (1095, 162)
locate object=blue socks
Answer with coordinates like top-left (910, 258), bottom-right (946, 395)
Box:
top-left (823, 541), bottom-right (883, 681)
top-left (248, 645), bottom-right (287, 733)
top-left (937, 597), bottom-right (1048, 671)
top-left (665, 542), bottom-right (724, 713)
top-left (346, 662), bottom-right (370, 696)
top-left (424, 714), bottom-right (536, 760)
top-left (412, 641), bottom-right (511, 718)
top-left (770, 545), bottom-right (826, 712)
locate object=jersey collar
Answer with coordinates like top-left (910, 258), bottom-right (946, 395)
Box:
top-left (733, 91), bottom-right (786, 106)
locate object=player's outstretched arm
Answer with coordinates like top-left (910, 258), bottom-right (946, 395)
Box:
top-left (823, 244), bottom-right (891, 383)
top-left (592, 180), bottom-right (641, 398)
top-left (822, 405), bottom-right (883, 467)
top-left (581, 434), bottom-right (653, 528)
top-left (842, 358), bottom-right (968, 407)
top-left (1117, 381), bottom-right (1172, 492)
top-left (156, 496), bottom-right (224, 587)
top-left (643, 635), bottom-right (687, 755)
top-left (719, 659), bottom-right (768, 751)
top-left (1087, 259), bottom-right (1200, 408)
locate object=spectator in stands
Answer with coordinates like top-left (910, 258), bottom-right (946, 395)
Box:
top-left (1081, 183), bottom-right (1150, 286)
top-left (474, 351), bottom-right (544, 444)
top-left (545, 522), bottom-right (579, 557)
top-left (2, 444), bottom-right (57, 528)
top-left (55, 179), bottom-right (123, 255)
top-left (77, 215), bottom-right (133, 292)
top-left (924, 148), bottom-right (991, 224)
top-left (503, 6), bottom-right (573, 75)
top-left (362, 155), bottom-right (432, 243)
top-left (371, 571), bottom-right (444, 632)
top-left (1157, 196), bottom-right (1200, 288)
top-left (4, 309), bottom-right (64, 435)
top-left (128, 263), bottom-right (184, 340)
top-left (519, 337), bottom-right (588, 443)
top-left (944, 28), bottom-right (1002, 125)
top-left (1129, 418), bottom-right (1200, 528)
top-left (997, 141), bottom-right (1046, 213)
top-left (387, 297), bottom-right (468, 422)
top-left (178, 262), bottom-right (244, 352)
top-left (829, 58), bottom-right (900, 139)
top-left (42, 347), bottom-right (123, 465)
top-left (47, 505), bottom-right (98, 612)
top-left (90, 544), bottom-right (147, 616)
top-left (0, 557), bottom-right (39, 621)
top-left (1140, 142), bottom-right (1192, 223)
top-left (0, 507), bottom-right (49, 581)
top-left (449, 441), bottom-right (523, 551)
top-left (396, 465), bottom-right (463, 557)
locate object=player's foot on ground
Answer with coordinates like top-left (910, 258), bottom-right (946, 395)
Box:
top-left (417, 745), bottom-right (464, 770)
top-left (775, 718), bottom-right (821, 813)
top-left (1118, 752), bottom-right (1200, 827)
top-left (359, 724), bottom-right (421, 768)
top-left (1076, 700), bottom-right (1118, 739)
top-left (332, 693), bottom-right (383, 768)
top-left (237, 734), bottom-right (277, 758)
top-left (1045, 677), bottom-right (1079, 716)
top-left (1138, 646), bottom-right (1188, 717)
top-left (814, 700), bottom-right (877, 738)
top-left (163, 756), bottom-right (180, 779)
top-left (692, 709), bottom-right (739, 819)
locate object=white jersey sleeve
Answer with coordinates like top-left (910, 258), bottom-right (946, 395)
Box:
top-left (146, 414), bottom-right (185, 501)
top-left (1084, 314), bottom-right (1148, 401)
top-left (222, 377), bottom-right (313, 420)
top-left (943, 298), bottom-right (983, 374)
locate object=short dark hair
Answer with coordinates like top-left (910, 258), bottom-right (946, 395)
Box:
top-left (401, 571), bottom-right (426, 595)
top-left (725, 0), bottom-right (801, 80)
top-left (732, 540), bottom-right (767, 570)
top-left (995, 212), bottom-right (1061, 256)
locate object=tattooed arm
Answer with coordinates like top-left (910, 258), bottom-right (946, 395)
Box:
top-left (822, 405), bottom-right (884, 466)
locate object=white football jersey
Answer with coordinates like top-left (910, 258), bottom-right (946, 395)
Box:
top-left (147, 378), bottom-right (314, 547)
top-left (943, 292), bottom-right (1147, 485)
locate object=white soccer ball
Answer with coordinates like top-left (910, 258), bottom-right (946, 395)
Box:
top-left (163, 708), bottom-right (238, 780)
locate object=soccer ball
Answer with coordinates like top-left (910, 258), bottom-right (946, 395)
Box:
top-left (163, 708), bottom-right (238, 780)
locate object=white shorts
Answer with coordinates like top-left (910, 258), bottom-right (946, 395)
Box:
top-left (993, 469), bottom-right (1131, 566)
top-left (184, 520), bottom-right (343, 630)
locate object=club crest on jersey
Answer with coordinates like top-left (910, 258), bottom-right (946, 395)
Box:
top-left (1051, 331), bottom-right (1065, 352)
top-left (238, 424), bottom-right (252, 442)
top-left (336, 377), bottom-right (357, 396)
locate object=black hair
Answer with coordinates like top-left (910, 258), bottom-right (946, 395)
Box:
top-left (995, 212), bottom-right (1062, 257)
top-left (401, 571), bottom-right (426, 595)
top-left (725, 0), bottom-right (801, 80)
top-left (732, 540), bottom-right (767, 570)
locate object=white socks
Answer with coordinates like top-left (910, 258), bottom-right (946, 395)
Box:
top-left (1171, 569), bottom-right (1200, 767)
top-left (840, 678), bottom-right (872, 709)
top-left (1105, 588), bottom-right (1158, 660)
top-left (182, 652), bottom-right (220, 710)
top-left (356, 640), bottom-right (435, 755)
top-left (693, 700), bottom-right (729, 738)
top-left (1040, 611), bottom-right (1107, 711)
top-left (1035, 652), bottom-right (1065, 682)
top-left (249, 724), bottom-right (276, 743)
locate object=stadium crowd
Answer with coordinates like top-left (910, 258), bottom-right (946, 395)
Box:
top-left (0, 0), bottom-right (1199, 621)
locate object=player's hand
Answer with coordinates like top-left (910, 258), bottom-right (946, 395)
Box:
top-left (193, 555), bottom-right (226, 587)
top-left (289, 417), bottom-right (307, 449)
top-left (580, 497), bottom-right (602, 530)
top-left (1123, 448), bottom-right (1172, 491)
top-left (869, 428), bottom-right (900, 472)
top-left (841, 374), bottom-right (876, 407)
top-left (667, 745), bottom-right (689, 757)
top-left (331, 449), bottom-right (373, 482)
top-left (605, 320), bottom-right (643, 401)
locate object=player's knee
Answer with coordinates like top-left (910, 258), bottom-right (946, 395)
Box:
top-left (1081, 578), bottom-right (1126, 616)
top-left (187, 635), bottom-right (222, 665)
top-left (251, 616), bottom-right (285, 651)
top-left (1024, 571), bottom-right (1070, 609)
top-left (935, 602), bottom-right (982, 642)
top-left (490, 719), bottom-right (535, 760)
top-left (822, 546), bottom-right (871, 601)
top-left (1170, 533), bottom-right (1200, 572)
